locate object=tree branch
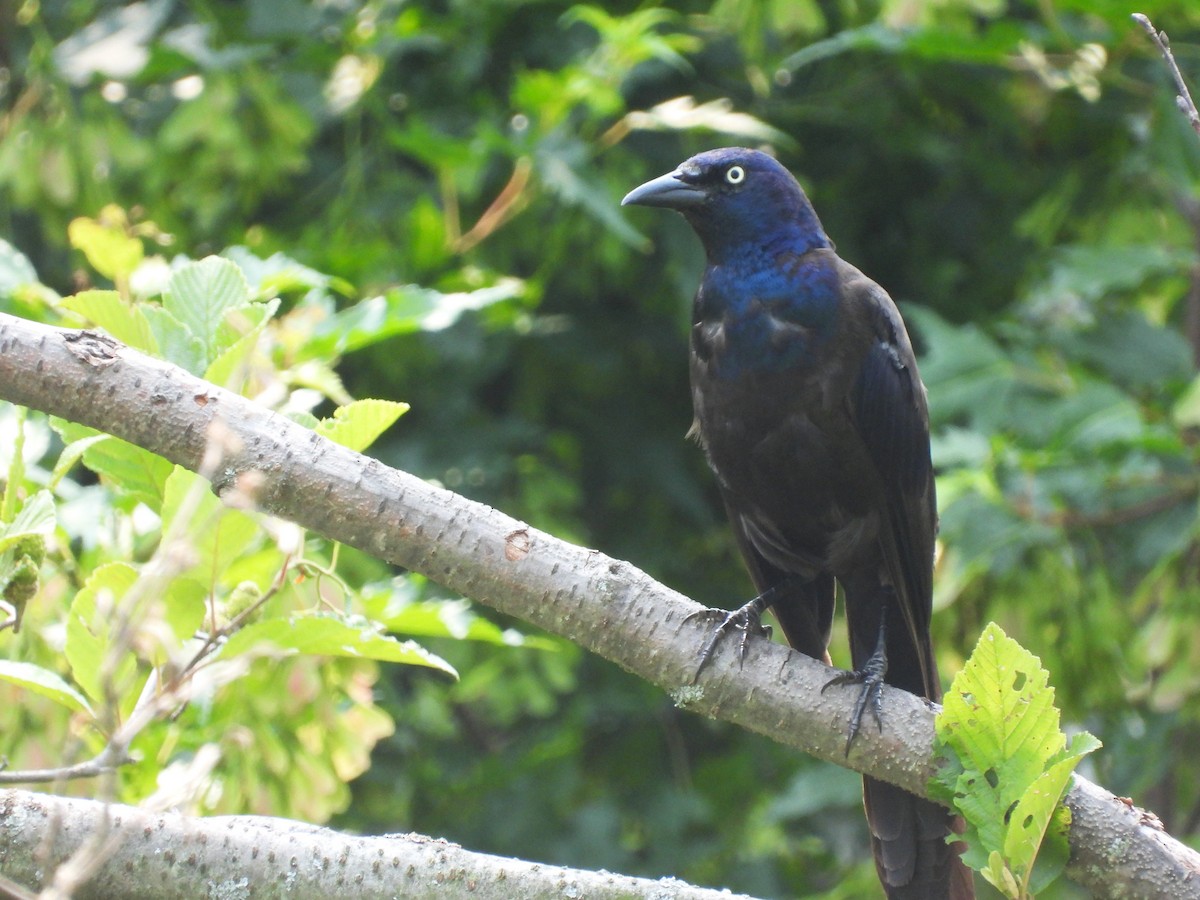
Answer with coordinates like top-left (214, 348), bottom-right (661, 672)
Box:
top-left (1135, 12), bottom-right (1200, 368)
top-left (0, 788), bottom-right (754, 900)
top-left (0, 313), bottom-right (1198, 897)
top-left (1133, 13), bottom-right (1200, 139)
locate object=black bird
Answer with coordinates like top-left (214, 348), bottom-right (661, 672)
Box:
top-left (623, 148), bottom-right (973, 899)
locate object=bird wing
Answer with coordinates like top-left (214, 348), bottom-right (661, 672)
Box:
top-left (721, 488), bottom-right (836, 664)
top-left (844, 273), bottom-right (940, 696)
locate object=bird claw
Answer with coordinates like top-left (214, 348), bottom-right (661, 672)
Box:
top-left (821, 613), bottom-right (888, 756)
top-left (822, 662), bottom-right (886, 756)
top-left (684, 600), bottom-right (772, 683)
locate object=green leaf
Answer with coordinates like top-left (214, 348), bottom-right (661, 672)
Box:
top-left (982, 849), bottom-right (1021, 899)
top-left (142, 305), bottom-right (207, 374)
top-left (1062, 309), bottom-right (1193, 388)
top-left (0, 239), bottom-right (40, 296)
top-left (540, 147), bottom-right (648, 248)
top-left (291, 359), bottom-right (352, 406)
top-left (907, 307), bottom-right (1014, 428)
top-left (52, 420), bottom-right (173, 510)
top-left (1174, 374), bottom-right (1200, 429)
top-left (221, 246), bottom-right (351, 298)
top-left (160, 467), bottom-right (261, 580)
top-left (781, 23), bottom-right (907, 70)
top-left (1046, 381), bottom-right (1144, 451)
top-left (62, 289), bottom-right (159, 353)
top-left (65, 562), bottom-right (141, 704)
top-left (204, 297), bottom-right (280, 388)
top-left (315, 399), bottom-right (409, 452)
top-left (164, 577), bottom-right (209, 649)
top-left (365, 593), bottom-right (558, 649)
top-left (0, 406), bottom-right (26, 523)
top-left (1024, 244), bottom-right (1195, 312)
top-left (0, 489), bottom-right (55, 548)
top-left (67, 211), bottom-right (144, 281)
top-left (0, 660), bottom-right (93, 715)
top-left (0, 491), bottom-right (53, 631)
top-left (217, 612), bottom-right (458, 677)
top-left (932, 623), bottom-right (1100, 896)
top-left (307, 278), bottom-right (524, 357)
top-left (163, 256), bottom-right (253, 368)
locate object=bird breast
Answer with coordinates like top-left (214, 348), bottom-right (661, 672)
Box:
top-left (690, 359), bottom-right (886, 577)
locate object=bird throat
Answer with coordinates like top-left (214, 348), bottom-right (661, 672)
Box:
top-left (694, 248), bottom-right (839, 379)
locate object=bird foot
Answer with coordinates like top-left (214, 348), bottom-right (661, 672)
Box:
top-left (684, 595), bottom-right (773, 682)
top-left (821, 614), bottom-right (888, 756)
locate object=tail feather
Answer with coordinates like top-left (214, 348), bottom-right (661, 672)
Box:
top-left (843, 579), bottom-right (975, 899)
top-left (864, 777), bottom-right (974, 899)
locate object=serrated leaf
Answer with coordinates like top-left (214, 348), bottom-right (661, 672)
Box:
top-left (0, 660), bottom-right (92, 715)
top-left (66, 562), bottom-right (141, 703)
top-left (52, 419), bottom-right (173, 510)
top-left (940, 624), bottom-right (1063, 785)
top-left (163, 256), bottom-right (252, 369)
top-left (217, 612), bottom-right (458, 677)
top-left (1003, 755), bottom-right (1079, 881)
top-left (143, 305), bottom-right (206, 374)
top-left (61, 289), bottom-right (158, 352)
top-left (934, 623), bottom-right (1100, 896)
top-left (204, 298), bottom-right (280, 388)
top-left (0, 490), bottom-right (55, 547)
top-left (1024, 243), bottom-right (1195, 311)
top-left (315, 399), bottom-right (409, 452)
top-left (1047, 381), bottom-right (1144, 450)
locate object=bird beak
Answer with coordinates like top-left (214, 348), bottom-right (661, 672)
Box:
top-left (621, 171), bottom-right (707, 209)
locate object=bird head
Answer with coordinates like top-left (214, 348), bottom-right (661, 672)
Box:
top-left (621, 148), bottom-right (830, 261)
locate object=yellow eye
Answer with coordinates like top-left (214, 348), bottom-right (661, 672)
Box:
top-left (725, 165), bottom-right (746, 185)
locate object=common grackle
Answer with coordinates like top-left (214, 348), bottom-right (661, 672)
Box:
top-left (623, 148), bottom-right (973, 899)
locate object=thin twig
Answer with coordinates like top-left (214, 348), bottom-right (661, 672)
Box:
top-left (0, 743), bottom-right (130, 786)
top-left (1133, 13), bottom-right (1200, 138)
top-left (172, 557), bottom-right (289, 681)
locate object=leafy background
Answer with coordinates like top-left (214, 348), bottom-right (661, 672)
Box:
top-left (2, 0), bottom-right (1200, 897)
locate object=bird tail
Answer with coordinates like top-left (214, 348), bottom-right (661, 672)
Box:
top-left (844, 581), bottom-right (975, 899)
top-left (864, 777), bottom-right (974, 899)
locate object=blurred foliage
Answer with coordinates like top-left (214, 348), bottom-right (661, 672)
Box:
top-left (2, 0), bottom-right (1200, 896)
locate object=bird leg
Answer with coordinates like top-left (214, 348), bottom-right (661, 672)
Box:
top-left (821, 611), bottom-right (888, 756)
top-left (684, 581), bottom-right (796, 681)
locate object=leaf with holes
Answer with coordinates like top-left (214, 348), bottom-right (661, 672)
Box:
top-left (315, 399), bottom-right (409, 453)
top-left (930, 623), bottom-right (1099, 896)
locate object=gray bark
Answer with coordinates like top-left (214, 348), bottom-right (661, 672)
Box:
top-left (0, 788), bottom-right (756, 899)
top-left (0, 313), bottom-right (1197, 897)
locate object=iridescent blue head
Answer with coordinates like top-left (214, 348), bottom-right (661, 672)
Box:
top-left (621, 148), bottom-right (831, 262)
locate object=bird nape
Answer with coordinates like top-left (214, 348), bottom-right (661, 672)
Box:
top-left (622, 148), bottom-right (974, 900)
